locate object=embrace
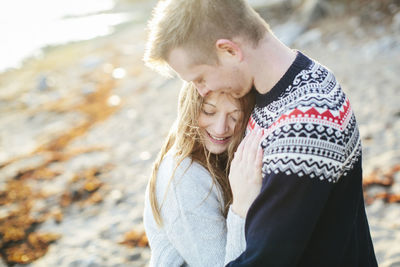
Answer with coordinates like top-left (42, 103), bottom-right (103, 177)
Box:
top-left (143, 0), bottom-right (377, 266)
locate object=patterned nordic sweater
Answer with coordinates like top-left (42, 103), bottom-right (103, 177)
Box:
top-left (226, 52), bottom-right (377, 266)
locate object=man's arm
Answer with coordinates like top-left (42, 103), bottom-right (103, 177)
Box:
top-left (226, 109), bottom-right (356, 265)
top-left (226, 169), bottom-right (334, 266)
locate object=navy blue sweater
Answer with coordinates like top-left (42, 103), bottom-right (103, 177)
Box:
top-left (226, 52), bottom-right (377, 266)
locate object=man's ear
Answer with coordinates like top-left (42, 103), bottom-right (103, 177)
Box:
top-left (215, 39), bottom-right (243, 61)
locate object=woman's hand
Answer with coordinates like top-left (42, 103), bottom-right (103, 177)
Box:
top-left (229, 128), bottom-right (264, 218)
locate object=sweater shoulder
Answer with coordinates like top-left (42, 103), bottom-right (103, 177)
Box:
top-left (157, 152), bottom-right (213, 193)
top-left (252, 61), bottom-right (362, 183)
top-left (156, 152), bottom-right (224, 215)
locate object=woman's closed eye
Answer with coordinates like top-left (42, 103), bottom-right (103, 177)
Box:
top-left (229, 111), bottom-right (242, 123)
top-left (229, 115), bottom-right (238, 123)
top-left (201, 109), bottom-right (215, 116)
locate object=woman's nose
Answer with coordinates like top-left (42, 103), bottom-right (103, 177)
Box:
top-left (213, 116), bottom-right (229, 135)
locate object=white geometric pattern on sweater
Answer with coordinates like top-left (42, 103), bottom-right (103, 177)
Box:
top-left (249, 61), bottom-right (362, 183)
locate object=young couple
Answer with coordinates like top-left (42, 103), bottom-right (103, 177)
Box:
top-left (143, 0), bottom-right (378, 266)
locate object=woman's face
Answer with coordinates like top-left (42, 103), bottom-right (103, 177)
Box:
top-left (198, 92), bottom-right (242, 154)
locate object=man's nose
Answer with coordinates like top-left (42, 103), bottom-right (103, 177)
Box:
top-left (196, 83), bottom-right (210, 97)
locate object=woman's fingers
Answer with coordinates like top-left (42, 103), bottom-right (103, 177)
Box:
top-left (255, 143), bottom-right (263, 172)
top-left (234, 130), bottom-right (251, 162)
top-left (242, 130), bottom-right (256, 158)
top-left (234, 127), bottom-right (265, 170)
top-left (244, 128), bottom-right (263, 164)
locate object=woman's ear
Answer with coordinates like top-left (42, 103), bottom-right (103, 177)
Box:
top-left (215, 39), bottom-right (243, 61)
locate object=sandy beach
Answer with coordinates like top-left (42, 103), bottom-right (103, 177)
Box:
top-left (0, 0), bottom-right (399, 266)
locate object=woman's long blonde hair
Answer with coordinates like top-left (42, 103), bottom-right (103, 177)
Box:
top-left (149, 83), bottom-right (255, 226)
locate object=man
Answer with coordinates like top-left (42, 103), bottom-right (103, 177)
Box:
top-left (144, 0), bottom-right (377, 266)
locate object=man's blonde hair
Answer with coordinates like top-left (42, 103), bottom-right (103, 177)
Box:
top-left (144, 0), bottom-right (270, 75)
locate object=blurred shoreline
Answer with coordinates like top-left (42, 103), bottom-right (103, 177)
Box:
top-left (0, 0), bottom-right (154, 73)
top-left (0, 1), bottom-right (399, 266)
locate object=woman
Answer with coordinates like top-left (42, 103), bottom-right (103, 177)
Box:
top-left (143, 82), bottom-right (263, 266)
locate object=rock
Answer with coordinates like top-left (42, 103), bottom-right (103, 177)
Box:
top-left (273, 21), bottom-right (305, 46)
top-left (393, 12), bottom-right (400, 33)
top-left (64, 151), bottom-right (111, 172)
top-left (127, 252), bottom-right (142, 261)
top-left (80, 57), bottom-right (104, 70)
top-left (81, 83), bottom-right (97, 95)
top-left (248, 0), bottom-right (286, 9)
top-left (380, 257), bottom-right (400, 267)
top-left (99, 222), bottom-right (121, 240)
top-left (67, 257), bottom-right (102, 267)
top-left (0, 203), bottom-right (20, 219)
top-left (295, 28), bottom-right (322, 47)
top-left (0, 153), bottom-right (51, 180)
top-left (37, 74), bottom-right (50, 91)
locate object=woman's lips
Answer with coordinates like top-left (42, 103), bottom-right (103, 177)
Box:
top-left (206, 131), bottom-right (231, 144)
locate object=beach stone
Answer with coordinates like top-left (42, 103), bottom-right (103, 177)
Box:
top-left (366, 199), bottom-right (386, 218)
top-left (80, 56), bottom-right (104, 70)
top-left (394, 172), bottom-right (400, 184)
top-left (248, 0), bottom-right (285, 9)
top-left (81, 83), bottom-right (97, 95)
top-left (67, 257), bottom-right (102, 267)
top-left (393, 12), bottom-right (400, 32)
top-left (37, 74), bottom-right (50, 91)
top-left (109, 264), bottom-right (127, 267)
top-left (0, 153), bottom-right (51, 180)
top-left (379, 253), bottom-right (400, 267)
top-left (64, 151), bottom-right (111, 172)
top-left (0, 203), bottom-right (19, 219)
top-left (295, 28), bottom-right (322, 47)
top-left (273, 21), bottom-right (305, 46)
top-left (383, 204), bottom-right (400, 227)
top-left (127, 252), bottom-right (142, 261)
top-left (99, 222), bottom-right (121, 240)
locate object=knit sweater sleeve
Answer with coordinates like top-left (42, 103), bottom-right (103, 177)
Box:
top-left (224, 206), bottom-right (246, 265)
top-left (226, 95), bottom-right (362, 265)
top-left (147, 238), bottom-right (185, 267)
top-left (154, 155), bottom-right (245, 267)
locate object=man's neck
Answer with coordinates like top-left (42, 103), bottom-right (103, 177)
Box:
top-left (247, 33), bottom-right (297, 95)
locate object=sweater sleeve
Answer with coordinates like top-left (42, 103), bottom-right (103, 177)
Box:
top-left (157, 156), bottom-right (244, 267)
top-left (226, 171), bottom-right (334, 266)
top-left (224, 206), bottom-right (246, 265)
top-left (148, 236), bottom-right (186, 267)
top-left (226, 103), bottom-right (360, 266)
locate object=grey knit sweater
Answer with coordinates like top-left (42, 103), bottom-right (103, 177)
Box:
top-left (143, 150), bottom-right (246, 266)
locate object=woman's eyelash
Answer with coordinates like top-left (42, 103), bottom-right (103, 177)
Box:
top-left (202, 109), bottom-right (214, 115)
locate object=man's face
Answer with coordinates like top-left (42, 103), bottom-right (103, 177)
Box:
top-left (167, 47), bottom-right (252, 98)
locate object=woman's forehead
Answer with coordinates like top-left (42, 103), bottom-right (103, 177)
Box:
top-left (203, 91), bottom-right (240, 107)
